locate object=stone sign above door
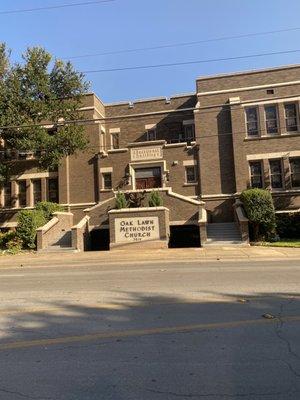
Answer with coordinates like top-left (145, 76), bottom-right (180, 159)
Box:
top-left (131, 146), bottom-right (163, 162)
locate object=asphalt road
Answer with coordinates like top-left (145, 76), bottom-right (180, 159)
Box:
top-left (0, 259), bottom-right (300, 399)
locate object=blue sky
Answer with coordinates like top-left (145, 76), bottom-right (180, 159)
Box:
top-left (2, 0), bottom-right (300, 103)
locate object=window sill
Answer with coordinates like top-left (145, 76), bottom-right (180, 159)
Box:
top-left (100, 189), bottom-right (113, 192)
top-left (245, 132), bottom-right (300, 141)
top-left (183, 182), bottom-right (198, 186)
top-left (107, 148), bottom-right (128, 153)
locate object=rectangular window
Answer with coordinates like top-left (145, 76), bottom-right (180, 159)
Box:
top-left (32, 179), bottom-right (42, 205)
top-left (48, 178), bottom-right (59, 203)
top-left (18, 180), bottom-right (27, 207)
top-left (250, 161), bottom-right (263, 188)
top-left (111, 133), bottom-right (119, 149)
top-left (3, 183), bottom-right (11, 208)
top-left (284, 103), bottom-right (298, 132)
top-left (102, 173), bottom-right (112, 189)
top-left (245, 107), bottom-right (259, 136)
top-left (147, 129), bottom-right (156, 141)
top-left (269, 160), bottom-right (283, 189)
top-left (265, 105), bottom-right (278, 135)
top-left (185, 166), bottom-right (197, 183)
top-left (290, 158), bottom-right (300, 188)
top-left (184, 124), bottom-right (195, 143)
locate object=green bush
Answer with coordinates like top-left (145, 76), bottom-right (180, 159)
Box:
top-left (35, 201), bottom-right (63, 221)
top-left (16, 210), bottom-right (47, 249)
top-left (240, 188), bottom-right (276, 241)
top-left (0, 231), bottom-right (17, 250)
top-left (148, 190), bottom-right (163, 207)
top-left (276, 212), bottom-right (300, 239)
top-left (115, 192), bottom-right (128, 209)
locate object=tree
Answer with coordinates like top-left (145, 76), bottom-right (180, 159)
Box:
top-left (0, 44), bottom-right (90, 183)
top-left (240, 188), bottom-right (276, 241)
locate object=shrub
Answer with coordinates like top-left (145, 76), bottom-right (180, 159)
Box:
top-left (0, 231), bottom-right (17, 250)
top-left (148, 190), bottom-right (163, 207)
top-left (276, 212), bottom-right (300, 239)
top-left (6, 236), bottom-right (23, 254)
top-left (16, 210), bottom-right (47, 249)
top-left (240, 188), bottom-right (276, 241)
top-left (115, 191), bottom-right (128, 209)
top-left (35, 201), bottom-right (63, 221)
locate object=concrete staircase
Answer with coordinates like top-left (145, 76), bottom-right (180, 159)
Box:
top-left (205, 222), bottom-right (245, 246)
top-left (39, 231), bottom-right (76, 253)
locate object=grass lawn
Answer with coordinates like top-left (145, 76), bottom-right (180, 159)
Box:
top-left (260, 239), bottom-right (300, 248)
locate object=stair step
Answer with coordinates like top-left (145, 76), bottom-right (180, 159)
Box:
top-left (39, 246), bottom-right (77, 253)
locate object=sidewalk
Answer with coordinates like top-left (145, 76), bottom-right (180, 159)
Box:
top-left (0, 246), bottom-right (300, 268)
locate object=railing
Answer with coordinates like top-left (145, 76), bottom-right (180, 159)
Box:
top-left (36, 212), bottom-right (73, 251)
top-left (198, 206), bottom-right (207, 244)
top-left (233, 200), bottom-right (249, 244)
top-left (71, 215), bottom-right (90, 252)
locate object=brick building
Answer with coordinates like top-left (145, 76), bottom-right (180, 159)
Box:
top-left (1, 64), bottom-right (300, 249)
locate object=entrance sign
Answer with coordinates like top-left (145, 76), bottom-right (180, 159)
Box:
top-left (131, 147), bottom-right (162, 161)
top-left (109, 207), bottom-right (169, 250)
top-left (115, 217), bottom-right (159, 243)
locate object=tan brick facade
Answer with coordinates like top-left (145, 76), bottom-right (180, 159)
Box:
top-left (1, 64), bottom-right (300, 230)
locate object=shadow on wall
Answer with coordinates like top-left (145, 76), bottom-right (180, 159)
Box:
top-left (0, 290), bottom-right (299, 398)
top-left (216, 105), bottom-right (236, 195)
top-left (133, 97), bottom-right (197, 143)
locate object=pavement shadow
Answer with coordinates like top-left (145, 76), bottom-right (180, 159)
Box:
top-left (0, 291), bottom-right (300, 399)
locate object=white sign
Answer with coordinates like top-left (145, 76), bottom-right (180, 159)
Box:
top-left (131, 147), bottom-right (162, 161)
top-left (115, 217), bottom-right (160, 243)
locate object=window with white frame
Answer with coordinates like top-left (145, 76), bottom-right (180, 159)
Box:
top-left (269, 159), bottom-right (283, 189)
top-left (185, 166), bottom-right (197, 183)
top-left (290, 158), bottom-right (300, 188)
top-left (265, 105), bottom-right (279, 135)
top-left (111, 133), bottom-right (119, 149)
top-left (245, 107), bottom-right (259, 136)
top-left (284, 103), bottom-right (298, 132)
top-left (3, 182), bottom-right (12, 208)
top-left (32, 179), bottom-right (42, 205)
top-left (249, 161), bottom-right (263, 188)
top-left (18, 180), bottom-right (27, 207)
top-left (102, 173), bottom-right (112, 190)
top-left (48, 178), bottom-right (59, 203)
top-left (147, 129), bottom-right (156, 141)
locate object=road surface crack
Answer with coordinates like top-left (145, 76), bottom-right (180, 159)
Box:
top-left (0, 385), bottom-right (52, 400)
top-left (275, 297), bottom-right (300, 361)
top-left (145, 387), bottom-right (300, 398)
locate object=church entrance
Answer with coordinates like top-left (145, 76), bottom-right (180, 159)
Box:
top-left (135, 167), bottom-right (162, 189)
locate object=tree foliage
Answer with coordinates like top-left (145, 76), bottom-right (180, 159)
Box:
top-left (0, 44), bottom-right (90, 182)
top-left (16, 210), bottom-right (47, 249)
top-left (240, 188), bottom-right (276, 241)
top-left (35, 201), bottom-right (63, 221)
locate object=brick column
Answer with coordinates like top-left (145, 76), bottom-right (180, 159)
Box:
top-left (26, 179), bottom-right (33, 207)
top-left (0, 185), bottom-right (4, 207)
top-left (262, 159), bottom-right (271, 189)
top-left (277, 103), bottom-right (285, 136)
top-left (41, 178), bottom-right (47, 201)
top-left (11, 181), bottom-right (18, 208)
top-left (282, 157), bottom-right (291, 190)
top-left (258, 105), bottom-right (266, 137)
